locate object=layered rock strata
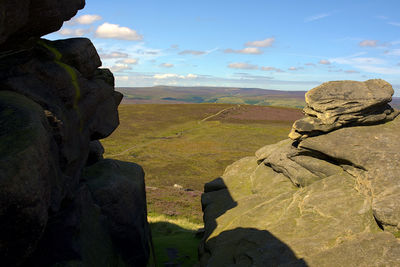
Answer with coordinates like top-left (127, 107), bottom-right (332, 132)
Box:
top-left (199, 80), bottom-right (400, 266)
top-left (0, 1), bottom-right (152, 266)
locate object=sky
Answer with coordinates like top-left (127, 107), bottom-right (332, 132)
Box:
top-left (46, 0), bottom-right (400, 95)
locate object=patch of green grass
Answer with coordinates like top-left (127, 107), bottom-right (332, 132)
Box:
top-left (149, 213), bottom-right (202, 266)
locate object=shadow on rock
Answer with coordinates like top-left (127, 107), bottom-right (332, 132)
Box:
top-left (199, 177), bottom-right (307, 267)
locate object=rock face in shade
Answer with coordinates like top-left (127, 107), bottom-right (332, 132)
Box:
top-left (199, 80), bottom-right (400, 266)
top-left (289, 79), bottom-right (399, 140)
top-left (0, 0), bottom-right (85, 49)
top-left (0, 1), bottom-right (152, 266)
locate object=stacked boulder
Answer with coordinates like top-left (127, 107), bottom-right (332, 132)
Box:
top-left (0, 1), bottom-right (152, 266)
top-left (199, 79), bottom-right (400, 266)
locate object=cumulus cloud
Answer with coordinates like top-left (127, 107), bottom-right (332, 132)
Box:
top-left (245, 37), bottom-right (275, 47)
top-left (228, 63), bottom-right (258, 70)
top-left (319, 59), bottom-right (331, 65)
top-left (116, 58), bottom-right (139, 64)
top-left (58, 28), bottom-right (91, 37)
top-left (68, 14), bottom-right (102, 25)
top-left (95, 23), bottom-right (143, 40)
top-left (99, 51), bottom-right (129, 59)
top-left (288, 67), bottom-right (298, 71)
top-left (359, 40), bottom-right (378, 47)
top-left (178, 50), bottom-right (206, 55)
top-left (109, 64), bottom-right (132, 72)
top-left (305, 13), bottom-right (330, 22)
top-left (261, 66), bottom-right (284, 72)
top-left (345, 70), bottom-right (359, 74)
top-left (224, 47), bottom-right (263, 55)
top-left (159, 63), bottom-right (174, 68)
top-left (153, 73), bottom-right (198, 79)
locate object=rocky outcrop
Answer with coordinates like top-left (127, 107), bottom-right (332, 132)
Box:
top-left (199, 80), bottom-right (400, 266)
top-left (289, 79), bottom-right (399, 140)
top-left (0, 1), bottom-right (152, 266)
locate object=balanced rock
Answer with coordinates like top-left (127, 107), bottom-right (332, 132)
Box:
top-left (289, 79), bottom-right (399, 140)
top-left (199, 80), bottom-right (400, 266)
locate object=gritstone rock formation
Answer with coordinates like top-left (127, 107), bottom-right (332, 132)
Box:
top-left (199, 79), bottom-right (400, 266)
top-left (0, 1), bottom-right (152, 266)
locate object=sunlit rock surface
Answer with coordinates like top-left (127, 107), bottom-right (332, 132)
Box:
top-left (199, 80), bottom-right (400, 266)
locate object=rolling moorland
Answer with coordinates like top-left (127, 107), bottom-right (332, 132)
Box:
top-left (100, 102), bottom-right (303, 265)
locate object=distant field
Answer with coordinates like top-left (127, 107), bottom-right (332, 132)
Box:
top-left (118, 86), bottom-right (306, 108)
top-left (101, 103), bottom-right (302, 223)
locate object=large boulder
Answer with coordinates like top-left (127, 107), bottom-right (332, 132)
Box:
top-left (0, 0), bottom-right (85, 50)
top-left (0, 1), bottom-right (152, 266)
top-left (83, 159), bottom-right (152, 266)
top-left (0, 91), bottom-right (58, 265)
top-left (289, 79), bottom-right (399, 140)
top-left (199, 80), bottom-right (400, 266)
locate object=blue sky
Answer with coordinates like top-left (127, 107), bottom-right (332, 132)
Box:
top-left (46, 0), bottom-right (400, 95)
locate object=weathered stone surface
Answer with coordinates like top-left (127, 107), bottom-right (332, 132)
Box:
top-left (86, 140), bottom-right (105, 166)
top-left (50, 38), bottom-right (102, 78)
top-left (0, 0), bottom-right (85, 50)
top-left (289, 79), bottom-right (399, 140)
top-left (299, 116), bottom-right (400, 231)
top-left (83, 159), bottom-right (152, 267)
top-left (0, 1), bottom-right (152, 266)
top-left (200, 80), bottom-right (400, 266)
top-left (0, 38), bottom-right (122, 211)
top-left (0, 91), bottom-right (57, 265)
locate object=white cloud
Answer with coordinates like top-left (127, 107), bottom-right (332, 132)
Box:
top-left (305, 63), bottom-right (316, 66)
top-left (332, 57), bottom-right (385, 65)
top-left (58, 28), bottom-right (91, 37)
top-left (261, 66), bottom-right (284, 72)
top-left (357, 65), bottom-right (400, 75)
top-left (99, 51), bottom-right (129, 59)
top-left (319, 59), bottom-right (331, 65)
top-left (178, 50), bottom-right (206, 55)
top-left (109, 63), bottom-right (132, 72)
top-left (116, 58), bottom-right (139, 64)
top-left (305, 13), bottom-right (330, 22)
top-left (224, 47), bottom-right (263, 55)
top-left (245, 37), bottom-right (275, 47)
top-left (153, 73), bottom-right (198, 79)
top-left (159, 63), bottom-right (174, 68)
top-left (289, 67), bottom-right (298, 71)
top-left (330, 55), bottom-right (400, 75)
top-left (345, 70), bottom-right (359, 74)
top-left (68, 14), bottom-right (102, 25)
top-left (228, 63), bottom-right (258, 69)
top-left (359, 40), bottom-right (378, 47)
top-left (389, 22), bottom-right (400, 27)
top-left (95, 23), bottom-right (143, 40)
top-left (385, 49), bottom-right (400, 56)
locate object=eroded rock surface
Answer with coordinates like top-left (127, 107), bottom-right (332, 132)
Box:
top-left (200, 80), bottom-right (400, 266)
top-left (0, 1), bottom-right (152, 266)
top-left (289, 79), bottom-right (399, 140)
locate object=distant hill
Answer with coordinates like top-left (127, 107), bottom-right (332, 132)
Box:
top-left (117, 86), bottom-right (400, 110)
top-left (118, 86), bottom-right (306, 109)
top-left (392, 97), bottom-right (400, 109)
